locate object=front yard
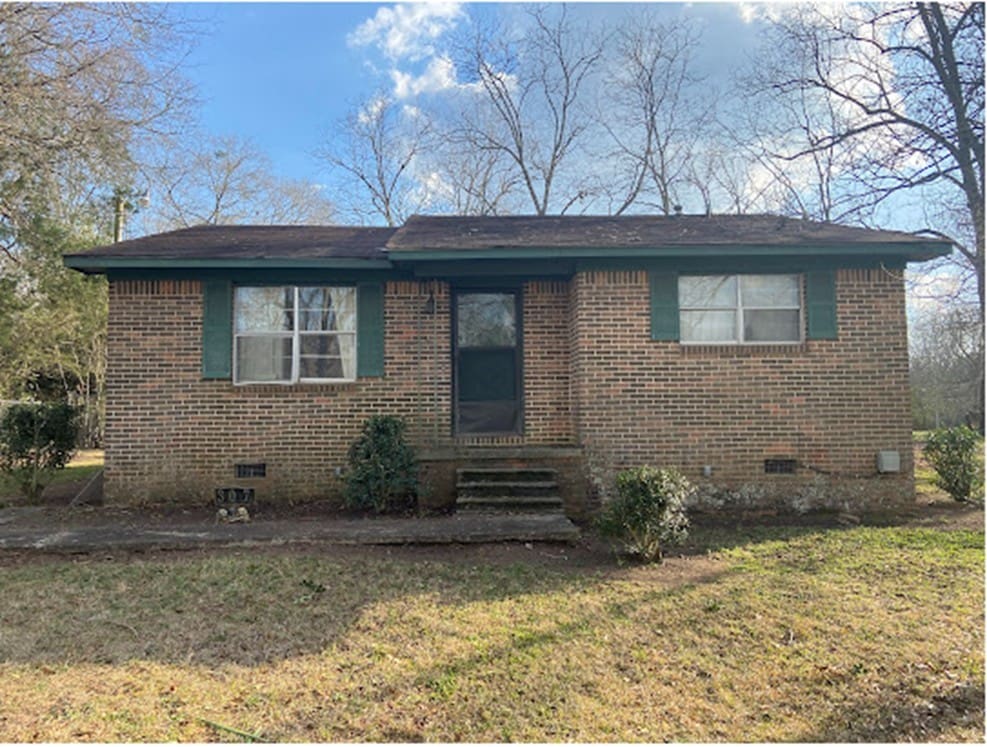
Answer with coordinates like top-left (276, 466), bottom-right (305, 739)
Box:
top-left (0, 519), bottom-right (982, 742)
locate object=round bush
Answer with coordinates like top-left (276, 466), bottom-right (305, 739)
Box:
top-left (597, 466), bottom-right (692, 563)
top-left (924, 426), bottom-right (984, 504)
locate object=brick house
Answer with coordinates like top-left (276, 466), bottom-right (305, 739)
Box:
top-left (65, 214), bottom-right (950, 516)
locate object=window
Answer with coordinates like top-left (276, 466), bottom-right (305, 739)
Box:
top-left (234, 286), bottom-right (356, 383)
top-left (679, 274), bottom-right (802, 344)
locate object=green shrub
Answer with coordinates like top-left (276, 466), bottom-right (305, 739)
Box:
top-left (344, 415), bottom-right (419, 514)
top-left (0, 402), bottom-right (79, 502)
top-left (597, 466), bottom-right (692, 563)
top-left (924, 426), bottom-right (984, 504)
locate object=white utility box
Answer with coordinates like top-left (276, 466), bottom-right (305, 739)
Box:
top-left (876, 450), bottom-right (901, 473)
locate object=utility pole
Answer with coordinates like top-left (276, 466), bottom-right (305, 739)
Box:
top-left (112, 192), bottom-right (126, 243)
top-left (111, 189), bottom-right (149, 242)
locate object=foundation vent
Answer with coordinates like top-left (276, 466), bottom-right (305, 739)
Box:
top-left (235, 463), bottom-right (267, 478)
top-left (764, 458), bottom-right (798, 475)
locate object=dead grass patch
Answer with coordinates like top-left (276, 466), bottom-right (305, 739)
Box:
top-left (0, 525), bottom-right (982, 742)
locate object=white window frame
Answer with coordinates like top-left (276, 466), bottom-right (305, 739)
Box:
top-left (679, 274), bottom-right (804, 345)
top-left (233, 285), bottom-right (357, 385)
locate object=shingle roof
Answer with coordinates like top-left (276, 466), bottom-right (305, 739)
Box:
top-left (385, 214), bottom-right (941, 251)
top-left (76, 224), bottom-right (395, 260)
top-left (64, 215), bottom-right (951, 273)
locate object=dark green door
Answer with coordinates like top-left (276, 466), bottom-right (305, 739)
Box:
top-left (454, 290), bottom-right (522, 434)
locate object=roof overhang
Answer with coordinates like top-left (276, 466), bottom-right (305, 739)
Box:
top-left (387, 241), bottom-right (952, 264)
top-left (63, 237), bottom-right (951, 276)
top-left (63, 256), bottom-right (395, 274)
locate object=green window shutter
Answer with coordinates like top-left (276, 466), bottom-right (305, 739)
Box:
top-left (649, 271), bottom-right (680, 341)
top-left (357, 282), bottom-right (385, 377)
top-left (806, 270), bottom-right (838, 340)
top-left (201, 280), bottom-right (233, 379)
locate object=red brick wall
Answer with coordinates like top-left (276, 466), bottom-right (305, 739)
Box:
top-left (105, 279), bottom-right (450, 502)
top-left (106, 268), bottom-right (913, 512)
top-left (522, 280), bottom-right (575, 443)
top-left (569, 268), bottom-right (915, 510)
top-left (104, 278), bottom-right (576, 504)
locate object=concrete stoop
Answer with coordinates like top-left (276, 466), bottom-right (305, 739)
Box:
top-left (455, 467), bottom-right (566, 514)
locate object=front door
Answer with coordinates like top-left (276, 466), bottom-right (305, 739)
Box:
top-left (453, 290), bottom-right (522, 434)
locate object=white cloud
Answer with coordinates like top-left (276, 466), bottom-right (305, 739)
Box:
top-left (738, 2), bottom-right (848, 25)
top-left (737, 3), bottom-right (761, 25)
top-left (418, 169), bottom-right (452, 204)
top-left (348, 3), bottom-right (463, 62)
top-left (390, 54), bottom-right (494, 100)
top-left (391, 55), bottom-right (458, 99)
top-left (357, 94), bottom-right (388, 125)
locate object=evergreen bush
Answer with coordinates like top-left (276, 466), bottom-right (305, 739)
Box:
top-left (0, 402), bottom-right (79, 502)
top-left (924, 426), bottom-right (984, 504)
top-left (344, 415), bottom-right (419, 514)
top-left (597, 466), bottom-right (692, 563)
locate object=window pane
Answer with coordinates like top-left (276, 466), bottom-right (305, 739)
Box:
top-left (457, 293), bottom-right (516, 347)
top-left (298, 287), bottom-right (355, 331)
top-left (236, 336), bottom-right (292, 382)
top-left (741, 275), bottom-right (799, 307)
top-left (235, 287), bottom-right (293, 332)
top-left (300, 333), bottom-right (340, 357)
top-left (299, 333), bottom-right (356, 379)
top-left (679, 276), bottom-right (737, 308)
top-left (744, 309), bottom-right (801, 342)
top-left (681, 310), bottom-right (737, 342)
top-left (300, 356), bottom-right (343, 379)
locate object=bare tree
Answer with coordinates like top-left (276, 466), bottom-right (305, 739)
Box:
top-left (910, 302), bottom-right (984, 430)
top-left (724, 80), bottom-right (863, 222)
top-left (681, 139), bottom-right (766, 216)
top-left (434, 150), bottom-right (521, 216)
top-left (602, 15), bottom-right (711, 215)
top-left (317, 94), bottom-right (431, 227)
top-left (453, 5), bottom-right (604, 216)
top-left (747, 2), bottom-right (984, 312)
top-left (263, 179), bottom-right (337, 226)
top-left (0, 3), bottom-right (197, 257)
top-left (148, 135), bottom-right (334, 230)
top-left (429, 120), bottom-right (522, 215)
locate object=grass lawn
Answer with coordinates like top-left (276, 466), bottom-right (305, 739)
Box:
top-left (916, 447), bottom-right (945, 500)
top-left (0, 523), bottom-right (982, 742)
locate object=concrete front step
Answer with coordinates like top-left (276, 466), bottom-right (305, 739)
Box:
top-left (456, 468), bottom-right (558, 483)
top-left (454, 465), bottom-right (567, 517)
top-left (457, 495), bottom-right (566, 513)
top-left (457, 480), bottom-right (559, 498)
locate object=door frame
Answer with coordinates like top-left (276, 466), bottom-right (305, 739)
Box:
top-left (451, 284), bottom-right (524, 436)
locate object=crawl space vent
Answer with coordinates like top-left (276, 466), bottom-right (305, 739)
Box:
top-left (764, 458), bottom-right (797, 475)
top-left (235, 463), bottom-right (266, 479)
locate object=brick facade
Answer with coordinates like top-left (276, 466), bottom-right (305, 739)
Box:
top-left (104, 278), bottom-right (576, 505)
top-left (569, 267), bottom-right (914, 511)
top-left (105, 266), bottom-right (914, 513)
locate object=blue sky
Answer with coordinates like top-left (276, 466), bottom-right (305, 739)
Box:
top-left (184, 3), bottom-right (388, 182)
top-left (180, 2), bottom-right (763, 185)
